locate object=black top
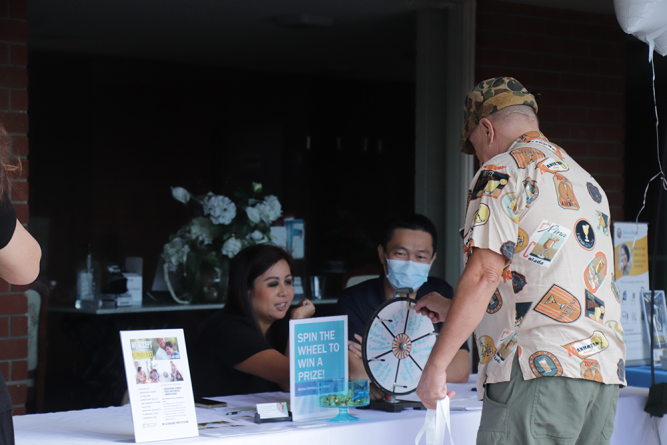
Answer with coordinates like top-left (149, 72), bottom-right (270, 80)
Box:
top-left (336, 276), bottom-right (468, 351)
top-left (0, 371), bottom-right (11, 413)
top-left (190, 311), bottom-right (289, 398)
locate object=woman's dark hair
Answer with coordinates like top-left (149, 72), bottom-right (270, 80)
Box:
top-left (0, 124), bottom-right (21, 200)
top-left (223, 244), bottom-right (294, 334)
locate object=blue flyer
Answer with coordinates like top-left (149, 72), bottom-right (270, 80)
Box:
top-left (289, 315), bottom-right (348, 421)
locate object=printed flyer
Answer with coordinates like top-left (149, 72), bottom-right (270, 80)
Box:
top-left (120, 329), bottom-right (198, 443)
top-left (613, 222), bottom-right (650, 365)
top-left (289, 315), bottom-right (347, 421)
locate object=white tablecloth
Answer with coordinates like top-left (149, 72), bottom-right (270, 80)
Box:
top-left (13, 376), bottom-right (665, 444)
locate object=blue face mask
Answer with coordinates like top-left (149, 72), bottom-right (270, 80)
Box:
top-left (385, 256), bottom-right (432, 292)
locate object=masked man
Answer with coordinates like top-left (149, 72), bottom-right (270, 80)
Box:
top-left (337, 214), bottom-right (470, 400)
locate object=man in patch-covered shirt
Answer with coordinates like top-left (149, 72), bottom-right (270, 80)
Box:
top-left (415, 77), bottom-right (625, 445)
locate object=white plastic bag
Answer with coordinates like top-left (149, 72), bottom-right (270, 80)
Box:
top-left (614, 0), bottom-right (667, 56)
top-left (414, 397), bottom-right (455, 445)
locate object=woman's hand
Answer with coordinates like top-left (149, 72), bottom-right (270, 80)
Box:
top-left (291, 298), bottom-right (316, 319)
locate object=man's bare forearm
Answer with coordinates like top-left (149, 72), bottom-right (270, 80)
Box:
top-left (427, 248), bottom-right (504, 372)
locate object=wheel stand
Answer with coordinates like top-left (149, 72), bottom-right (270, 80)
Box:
top-left (358, 394), bottom-right (425, 412)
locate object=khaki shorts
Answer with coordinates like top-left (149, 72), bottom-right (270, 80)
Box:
top-left (477, 355), bottom-right (619, 445)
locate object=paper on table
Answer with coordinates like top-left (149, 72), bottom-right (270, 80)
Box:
top-left (120, 329), bottom-right (199, 443)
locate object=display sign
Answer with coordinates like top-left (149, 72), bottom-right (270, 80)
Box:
top-left (642, 290), bottom-right (667, 363)
top-left (613, 222), bottom-right (650, 365)
top-left (289, 315), bottom-right (347, 421)
top-left (120, 329), bottom-right (198, 443)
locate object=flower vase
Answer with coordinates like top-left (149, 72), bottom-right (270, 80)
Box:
top-left (164, 263), bottom-right (194, 305)
top-left (199, 265), bottom-right (225, 303)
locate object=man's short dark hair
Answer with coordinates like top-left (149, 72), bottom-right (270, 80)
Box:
top-left (380, 213), bottom-right (438, 253)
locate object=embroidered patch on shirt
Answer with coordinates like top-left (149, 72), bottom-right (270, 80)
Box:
top-left (500, 241), bottom-right (516, 262)
top-left (471, 170), bottom-right (510, 200)
top-left (594, 210), bottom-right (610, 237)
top-left (587, 182), bottom-right (602, 203)
top-left (529, 351), bottom-right (563, 377)
top-left (515, 302), bottom-right (532, 328)
top-left (534, 284), bottom-right (581, 323)
top-left (520, 220), bottom-right (571, 268)
top-left (484, 164), bottom-right (507, 171)
top-left (515, 227), bottom-right (529, 254)
top-left (606, 320), bottom-right (624, 343)
top-left (574, 219), bottom-right (595, 250)
top-left (512, 271), bottom-right (527, 294)
top-left (473, 204), bottom-right (490, 226)
top-left (501, 192), bottom-right (520, 222)
top-left (487, 289), bottom-right (503, 314)
top-left (585, 290), bottom-right (605, 323)
top-left (510, 147), bottom-right (546, 168)
top-left (478, 336), bottom-right (496, 364)
top-left (526, 138), bottom-right (565, 160)
top-left (493, 330), bottom-right (518, 364)
top-left (617, 359), bottom-right (625, 381)
top-left (537, 157), bottom-right (569, 175)
top-left (584, 252), bottom-right (608, 294)
top-left (612, 278), bottom-right (621, 303)
top-left (523, 178), bottom-right (539, 207)
top-left (562, 331), bottom-right (609, 359)
top-left (581, 359), bottom-right (604, 382)
top-left (553, 173), bottom-right (580, 211)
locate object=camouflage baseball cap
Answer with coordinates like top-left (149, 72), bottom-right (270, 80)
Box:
top-left (461, 77), bottom-right (538, 155)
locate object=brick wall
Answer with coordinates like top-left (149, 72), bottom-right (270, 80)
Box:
top-left (0, 0), bottom-right (29, 415)
top-left (476, 0), bottom-right (626, 221)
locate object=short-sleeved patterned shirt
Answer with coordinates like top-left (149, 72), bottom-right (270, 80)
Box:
top-left (463, 131), bottom-right (626, 392)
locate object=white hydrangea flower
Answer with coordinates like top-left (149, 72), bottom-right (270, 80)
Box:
top-left (162, 237), bottom-right (190, 272)
top-left (247, 230), bottom-right (268, 244)
top-left (264, 195), bottom-right (282, 219)
top-left (171, 187), bottom-right (190, 204)
top-left (253, 202), bottom-right (274, 225)
top-left (221, 236), bottom-right (243, 258)
top-left (250, 196), bottom-right (281, 225)
top-left (188, 217), bottom-right (213, 245)
top-left (252, 182), bottom-right (262, 193)
top-left (246, 206), bottom-right (260, 224)
top-left (203, 193), bottom-right (236, 225)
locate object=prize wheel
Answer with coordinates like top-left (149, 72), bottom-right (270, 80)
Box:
top-left (362, 297), bottom-right (437, 396)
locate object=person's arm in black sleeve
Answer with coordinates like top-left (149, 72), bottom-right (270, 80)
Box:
top-left (336, 289), bottom-right (366, 343)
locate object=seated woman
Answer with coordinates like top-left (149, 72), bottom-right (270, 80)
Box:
top-left (191, 244), bottom-right (315, 398)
